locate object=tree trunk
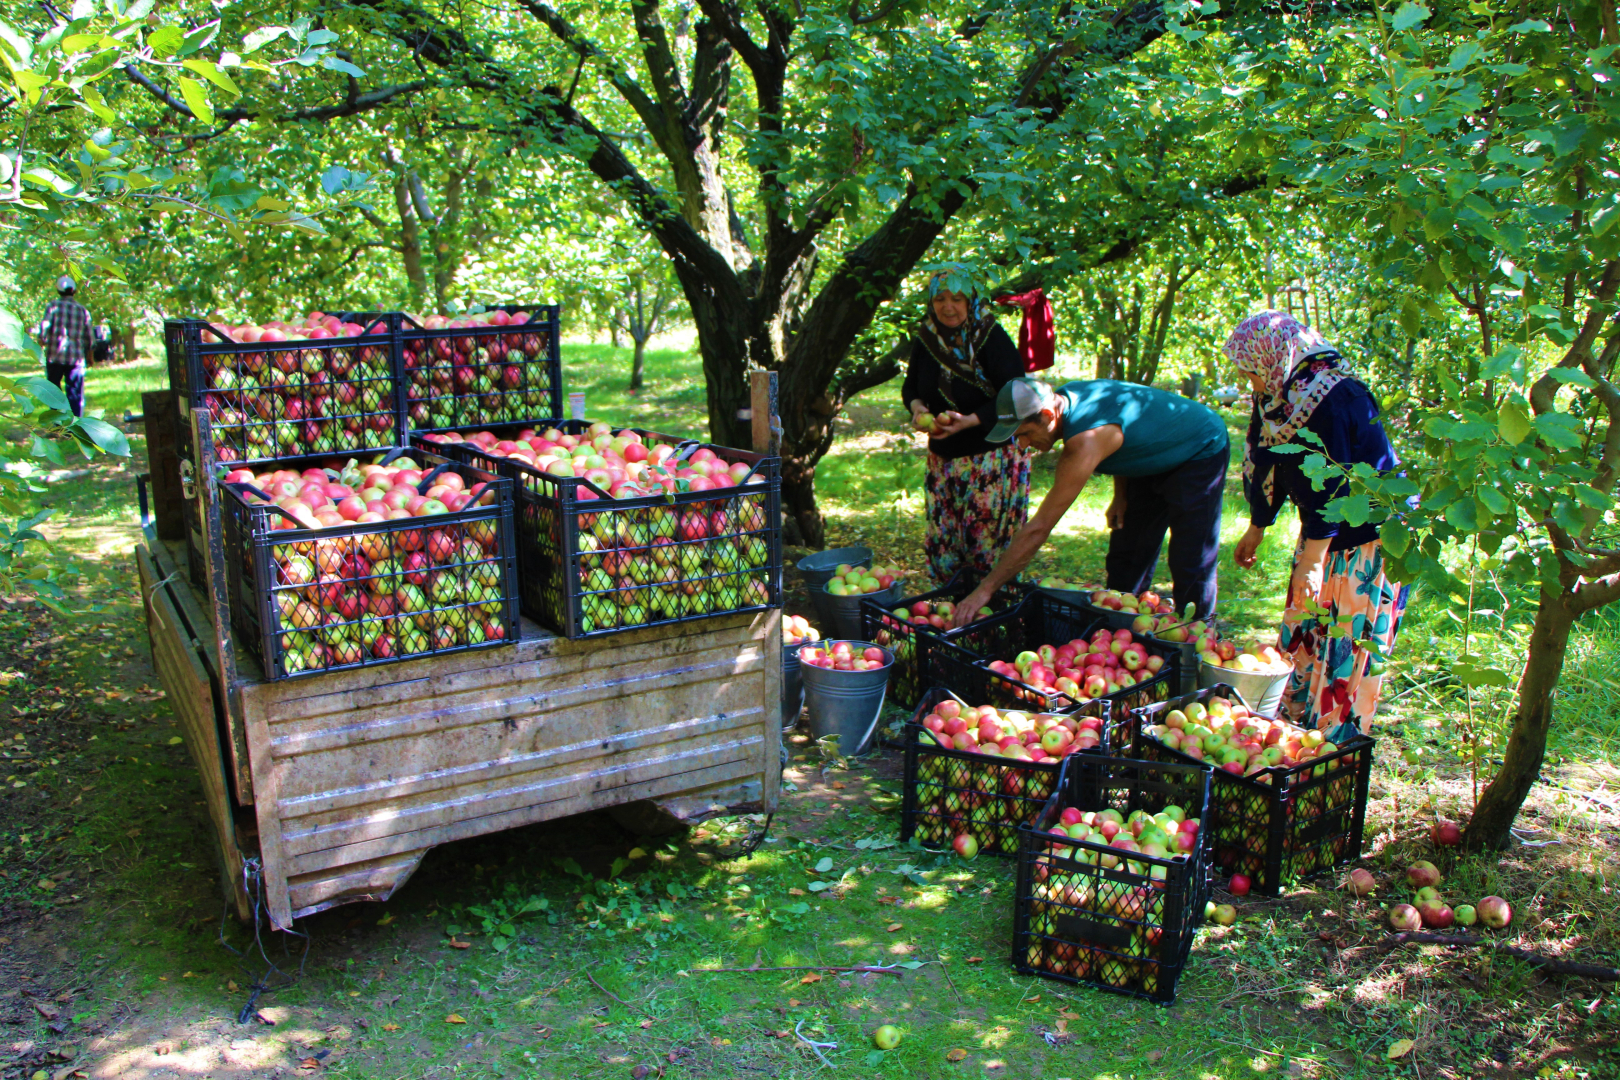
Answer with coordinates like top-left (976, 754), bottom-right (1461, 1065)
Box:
top-left (629, 337), bottom-right (647, 391)
top-left (1463, 586), bottom-right (1577, 850)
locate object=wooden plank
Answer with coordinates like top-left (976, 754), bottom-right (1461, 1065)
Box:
top-left (189, 410), bottom-right (241, 737)
top-left (760, 609), bottom-right (783, 811)
top-left (276, 707), bottom-right (766, 838)
top-left (146, 532), bottom-right (252, 803)
top-left (750, 370), bottom-right (780, 456)
top-left (138, 545), bottom-right (251, 922)
top-left (260, 634), bottom-right (765, 753)
top-left (141, 389), bottom-right (186, 541)
top-left (241, 686), bottom-right (294, 927)
top-left (282, 738), bottom-right (762, 875)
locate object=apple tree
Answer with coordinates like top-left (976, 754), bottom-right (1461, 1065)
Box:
top-left (1271, 0), bottom-right (1620, 848)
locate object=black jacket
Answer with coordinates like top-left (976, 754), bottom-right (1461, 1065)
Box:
top-left (900, 324), bottom-right (1024, 460)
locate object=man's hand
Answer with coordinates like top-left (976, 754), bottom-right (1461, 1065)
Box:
top-left (951, 586), bottom-right (994, 629)
top-left (932, 411), bottom-right (980, 438)
top-left (1234, 524), bottom-right (1265, 569)
top-left (1105, 493), bottom-right (1127, 531)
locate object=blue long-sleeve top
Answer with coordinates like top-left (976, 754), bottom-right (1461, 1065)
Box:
top-left (1247, 378), bottom-right (1397, 551)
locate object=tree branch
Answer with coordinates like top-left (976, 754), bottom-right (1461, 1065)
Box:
top-left (1530, 260), bottom-right (1620, 415)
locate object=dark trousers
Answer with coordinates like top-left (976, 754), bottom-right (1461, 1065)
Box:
top-left (1104, 448), bottom-right (1228, 618)
top-left (46, 361), bottom-right (85, 417)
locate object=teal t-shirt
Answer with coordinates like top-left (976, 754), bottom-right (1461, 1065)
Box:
top-left (1058, 380), bottom-right (1229, 477)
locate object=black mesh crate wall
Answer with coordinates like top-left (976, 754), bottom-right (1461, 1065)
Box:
top-left (401, 306), bottom-right (561, 432)
top-left (900, 688), bottom-right (1112, 858)
top-left (931, 592), bottom-right (1181, 715)
top-left (418, 421), bottom-right (781, 639)
top-left (1013, 753), bottom-right (1214, 1004)
top-left (219, 450), bottom-right (518, 680)
top-left (164, 315), bottom-right (404, 467)
top-left (859, 571), bottom-right (1026, 712)
top-left (1127, 686), bottom-right (1375, 896)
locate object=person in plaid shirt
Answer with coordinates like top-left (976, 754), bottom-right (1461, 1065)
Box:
top-left (39, 276), bottom-right (91, 417)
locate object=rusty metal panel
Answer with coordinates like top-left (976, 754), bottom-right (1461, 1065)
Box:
top-left (241, 610), bottom-right (780, 927)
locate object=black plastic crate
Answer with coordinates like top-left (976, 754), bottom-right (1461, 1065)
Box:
top-left (1013, 753), bottom-right (1214, 1004)
top-left (1127, 685), bottom-right (1374, 896)
top-left (401, 306), bottom-right (561, 432)
top-left (164, 315), bottom-right (404, 467)
top-left (932, 592), bottom-right (1180, 715)
top-left (859, 571), bottom-right (1027, 712)
top-left (900, 687), bottom-right (1111, 858)
top-left (219, 449), bottom-right (519, 680)
top-left (419, 420), bottom-right (782, 639)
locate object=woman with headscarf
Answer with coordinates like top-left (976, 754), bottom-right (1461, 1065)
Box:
top-left (1225, 311), bottom-right (1408, 738)
top-left (903, 274), bottom-right (1033, 583)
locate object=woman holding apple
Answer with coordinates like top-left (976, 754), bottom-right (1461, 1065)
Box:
top-left (1225, 311), bottom-right (1408, 737)
top-left (902, 272), bottom-right (1033, 583)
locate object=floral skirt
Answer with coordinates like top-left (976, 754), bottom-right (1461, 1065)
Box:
top-left (924, 444), bottom-right (1033, 585)
top-left (1278, 538), bottom-right (1409, 735)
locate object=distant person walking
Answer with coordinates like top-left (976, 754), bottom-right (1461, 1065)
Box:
top-left (39, 276), bottom-right (91, 417)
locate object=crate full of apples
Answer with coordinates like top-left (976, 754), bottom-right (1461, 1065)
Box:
top-left (859, 570), bottom-right (1026, 711)
top-left (900, 688), bottom-right (1110, 858)
top-left (418, 420), bottom-right (780, 639)
top-left (933, 592), bottom-right (1181, 715)
top-left (165, 313), bottom-right (403, 466)
top-left (402, 306), bottom-right (562, 431)
top-left (1128, 686), bottom-right (1374, 896)
top-left (219, 451), bottom-right (519, 680)
top-left (1013, 753), bottom-right (1213, 1004)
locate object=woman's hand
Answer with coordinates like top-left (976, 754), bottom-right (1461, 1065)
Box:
top-left (1288, 537), bottom-right (1331, 607)
top-left (951, 586), bottom-right (994, 629)
top-left (932, 410), bottom-right (980, 438)
top-left (1234, 524), bottom-right (1265, 569)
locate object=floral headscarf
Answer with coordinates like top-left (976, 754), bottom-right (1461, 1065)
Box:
top-left (916, 271), bottom-right (1000, 407)
top-left (1224, 310), bottom-right (1348, 505)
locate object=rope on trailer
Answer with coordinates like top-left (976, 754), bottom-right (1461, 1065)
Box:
top-left (217, 857), bottom-right (311, 1023)
top-left (737, 812), bottom-right (775, 858)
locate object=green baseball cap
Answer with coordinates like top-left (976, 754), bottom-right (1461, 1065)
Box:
top-left (985, 378), bottom-right (1054, 444)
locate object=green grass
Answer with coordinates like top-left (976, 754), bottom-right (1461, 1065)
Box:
top-left (0, 340), bottom-right (1616, 1080)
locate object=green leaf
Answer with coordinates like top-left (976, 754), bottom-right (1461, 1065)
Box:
top-left (181, 58), bottom-right (240, 97)
top-left (145, 24), bottom-right (184, 58)
top-left (1496, 401), bottom-right (1531, 444)
top-left (241, 26), bottom-right (286, 54)
top-left (177, 19), bottom-right (220, 57)
top-left (75, 415), bottom-right (129, 456)
top-left (17, 375), bottom-right (68, 412)
top-left (1453, 660), bottom-right (1512, 688)
top-left (807, 880), bottom-right (831, 892)
top-left (813, 856), bottom-right (834, 873)
top-left (0, 307), bottom-right (42, 362)
top-left (178, 76), bottom-right (214, 124)
top-left (1532, 413), bottom-right (1583, 450)
top-left (1380, 518), bottom-right (1409, 558)
top-left (304, 28), bottom-right (339, 46)
top-left (79, 84), bottom-right (115, 122)
top-left (1475, 484), bottom-right (1511, 515)
top-left (321, 54), bottom-right (365, 78)
top-left (1391, 1), bottom-right (1430, 30)
top-left (1444, 498), bottom-right (1478, 532)
top-left (1506, 18), bottom-right (1551, 31)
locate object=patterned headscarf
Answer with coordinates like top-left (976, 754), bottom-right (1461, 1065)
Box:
top-left (916, 271), bottom-right (1000, 407)
top-left (1224, 310), bottom-right (1348, 504)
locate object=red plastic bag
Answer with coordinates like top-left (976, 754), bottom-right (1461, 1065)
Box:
top-left (993, 288), bottom-right (1055, 373)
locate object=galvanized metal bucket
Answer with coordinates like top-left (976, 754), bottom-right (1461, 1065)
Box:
top-left (782, 645), bottom-right (805, 731)
top-left (800, 641), bottom-right (892, 757)
top-left (795, 546), bottom-right (874, 588)
top-left (809, 581), bottom-right (902, 641)
top-left (1197, 659), bottom-right (1292, 717)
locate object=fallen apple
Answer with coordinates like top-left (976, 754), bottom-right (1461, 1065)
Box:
top-left (872, 1025), bottom-right (902, 1050)
top-left (1388, 904), bottom-right (1422, 932)
top-left (1406, 861), bottom-right (1442, 889)
top-left (1344, 868), bottom-right (1377, 897)
top-left (1476, 895), bottom-right (1512, 929)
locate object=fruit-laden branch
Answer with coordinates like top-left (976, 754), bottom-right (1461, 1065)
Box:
top-left (1379, 931), bottom-right (1620, 981)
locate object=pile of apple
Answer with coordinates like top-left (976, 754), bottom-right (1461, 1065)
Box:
top-left (1022, 801), bottom-right (1201, 996)
top-left (886, 597), bottom-right (992, 630)
top-left (783, 614), bottom-right (819, 646)
top-left (821, 562), bottom-right (907, 597)
top-left (1373, 862), bottom-right (1513, 931)
top-left (986, 626), bottom-right (1165, 707)
top-left (422, 423), bottom-right (774, 633)
top-left (1141, 696), bottom-right (1349, 778)
top-left (800, 641), bottom-right (889, 671)
top-left (225, 455), bottom-right (511, 676)
top-left (909, 699), bottom-right (1107, 856)
top-left (402, 310), bottom-right (553, 430)
top-left (1084, 586), bottom-right (1176, 617)
top-left (198, 311), bottom-right (398, 462)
